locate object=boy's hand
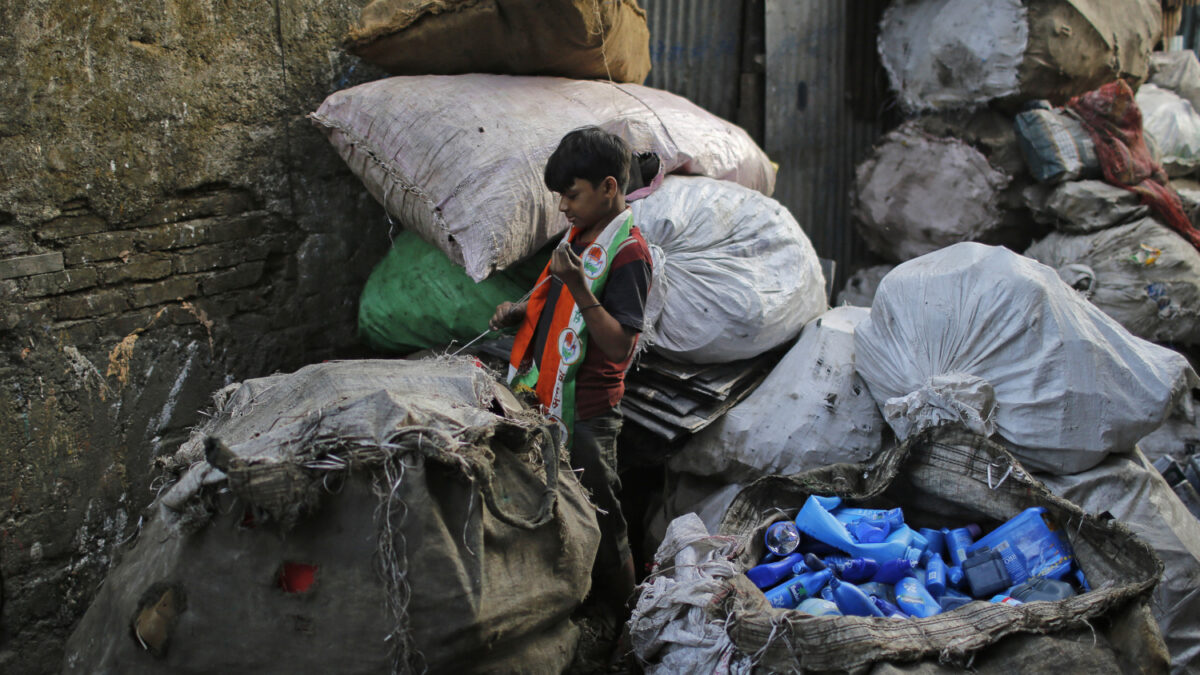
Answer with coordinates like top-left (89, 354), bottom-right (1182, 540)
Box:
top-left (550, 245), bottom-right (585, 290)
top-left (489, 301), bottom-right (526, 330)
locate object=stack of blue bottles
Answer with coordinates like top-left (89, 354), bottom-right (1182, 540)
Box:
top-left (744, 498), bottom-right (1090, 620)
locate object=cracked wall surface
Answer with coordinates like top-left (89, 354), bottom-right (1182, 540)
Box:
top-left (0, 1), bottom-right (390, 671)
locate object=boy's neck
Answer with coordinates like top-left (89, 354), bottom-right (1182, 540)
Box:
top-left (577, 199), bottom-right (628, 242)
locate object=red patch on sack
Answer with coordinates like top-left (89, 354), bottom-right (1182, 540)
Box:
top-left (278, 562), bottom-right (318, 593)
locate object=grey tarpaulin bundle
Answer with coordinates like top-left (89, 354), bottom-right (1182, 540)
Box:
top-left (62, 359), bottom-right (601, 674)
top-left (630, 427), bottom-right (1169, 673)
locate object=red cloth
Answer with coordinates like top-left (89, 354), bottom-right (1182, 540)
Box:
top-left (1067, 79), bottom-right (1200, 250)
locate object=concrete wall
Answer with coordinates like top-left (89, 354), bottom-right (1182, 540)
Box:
top-left (0, 1), bottom-right (388, 671)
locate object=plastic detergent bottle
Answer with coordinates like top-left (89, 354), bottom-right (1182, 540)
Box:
top-left (895, 577), bottom-right (942, 618)
top-left (938, 588), bottom-right (973, 612)
top-left (872, 558), bottom-right (918, 584)
top-left (746, 552), bottom-right (805, 589)
top-left (764, 520), bottom-right (801, 556)
top-left (795, 496), bottom-right (921, 562)
top-left (835, 506), bottom-right (904, 531)
top-left (989, 594), bottom-right (1023, 606)
top-left (943, 524), bottom-right (982, 566)
top-left (764, 569), bottom-right (834, 609)
top-left (922, 551), bottom-right (947, 598)
top-left (962, 546), bottom-right (1012, 598)
top-left (828, 557), bottom-right (880, 583)
top-left (848, 519), bottom-right (888, 543)
top-left (966, 507), bottom-right (1074, 585)
top-left (947, 565), bottom-right (965, 589)
top-left (871, 595), bottom-right (909, 619)
top-left (857, 581), bottom-right (895, 602)
top-left (828, 577), bottom-right (885, 617)
top-left (796, 598), bottom-right (842, 616)
top-left (919, 528), bottom-right (946, 557)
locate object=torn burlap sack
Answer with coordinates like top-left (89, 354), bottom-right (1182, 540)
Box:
top-left (345, 0), bottom-right (651, 83)
top-left (63, 358), bottom-right (600, 674)
top-left (631, 426), bottom-right (1168, 673)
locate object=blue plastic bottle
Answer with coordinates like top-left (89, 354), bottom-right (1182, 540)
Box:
top-left (948, 565), bottom-right (965, 589)
top-left (966, 507), bottom-right (1074, 585)
top-left (764, 520), bottom-right (801, 556)
top-left (747, 552), bottom-right (805, 589)
top-left (834, 506), bottom-right (904, 531)
top-left (943, 524), bottom-right (982, 566)
top-left (938, 588), bottom-right (973, 612)
top-left (919, 528), bottom-right (945, 557)
top-left (848, 519), bottom-right (889, 543)
top-left (895, 577), bottom-right (942, 618)
top-left (804, 553), bottom-right (827, 571)
top-left (828, 577), bottom-right (885, 617)
top-left (829, 557), bottom-right (880, 583)
top-left (857, 581), bottom-right (895, 602)
top-left (871, 595), bottom-right (909, 619)
top-left (764, 569), bottom-right (834, 609)
top-left (872, 558), bottom-right (918, 584)
top-left (796, 598), bottom-right (842, 616)
top-left (989, 594), bottom-right (1023, 606)
top-left (923, 551), bottom-right (947, 598)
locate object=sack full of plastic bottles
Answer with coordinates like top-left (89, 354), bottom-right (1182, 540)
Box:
top-left (628, 427), bottom-right (1168, 673)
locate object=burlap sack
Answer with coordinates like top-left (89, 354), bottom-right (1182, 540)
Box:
top-left (63, 359), bottom-right (601, 674)
top-left (345, 0), bottom-right (651, 84)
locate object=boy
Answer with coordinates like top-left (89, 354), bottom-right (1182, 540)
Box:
top-left (489, 127), bottom-right (652, 620)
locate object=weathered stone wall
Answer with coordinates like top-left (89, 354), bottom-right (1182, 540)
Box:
top-left (0, 1), bottom-right (389, 671)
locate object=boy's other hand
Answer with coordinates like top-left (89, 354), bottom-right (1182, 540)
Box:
top-left (489, 301), bottom-right (526, 330)
top-left (550, 245), bottom-right (585, 289)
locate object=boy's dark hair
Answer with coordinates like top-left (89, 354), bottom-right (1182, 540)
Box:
top-left (544, 126), bottom-right (631, 194)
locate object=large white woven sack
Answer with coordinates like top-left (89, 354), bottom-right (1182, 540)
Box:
top-left (633, 175), bottom-right (826, 363)
top-left (310, 74), bottom-right (775, 281)
top-left (854, 242), bottom-right (1197, 474)
top-left (668, 306), bottom-right (884, 480)
top-left (1037, 449), bottom-right (1200, 673)
top-left (1137, 83), bottom-right (1200, 178)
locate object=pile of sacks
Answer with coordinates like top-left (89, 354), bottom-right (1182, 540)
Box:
top-left (645, 2), bottom-right (1200, 671)
top-left (637, 243), bottom-right (1200, 673)
top-left (316, 0), bottom-right (828, 365)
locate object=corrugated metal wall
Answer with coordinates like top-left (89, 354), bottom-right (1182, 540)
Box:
top-left (640, 0), bottom-right (746, 124)
top-left (763, 0), bottom-right (889, 286)
top-left (640, 0), bottom-right (889, 289)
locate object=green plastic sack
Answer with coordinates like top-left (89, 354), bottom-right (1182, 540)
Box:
top-left (359, 231), bottom-right (550, 354)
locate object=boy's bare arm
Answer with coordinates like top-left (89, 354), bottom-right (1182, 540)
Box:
top-left (550, 246), bottom-right (637, 362)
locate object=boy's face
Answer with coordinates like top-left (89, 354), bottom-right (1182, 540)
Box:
top-left (557, 176), bottom-right (617, 231)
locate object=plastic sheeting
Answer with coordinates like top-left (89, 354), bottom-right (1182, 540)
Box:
top-left (668, 307), bottom-right (885, 481)
top-left (1026, 217), bottom-right (1200, 345)
top-left (853, 123), bottom-right (1010, 262)
top-left (628, 513), bottom-right (752, 675)
top-left (310, 74), bottom-right (775, 281)
top-left (634, 175), bottom-right (826, 363)
top-left (1137, 83), bottom-right (1200, 178)
top-left (1037, 449), bottom-right (1200, 674)
top-left (854, 243), bottom-right (1198, 474)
